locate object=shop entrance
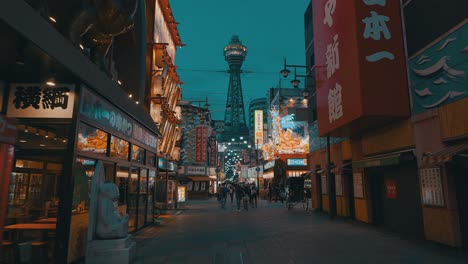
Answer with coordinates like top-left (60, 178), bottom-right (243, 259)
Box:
top-left (453, 156), bottom-right (468, 250)
top-left (369, 164), bottom-right (423, 238)
top-left (345, 170), bottom-right (355, 219)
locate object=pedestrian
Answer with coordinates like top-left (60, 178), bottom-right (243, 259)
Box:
top-left (220, 184), bottom-right (228, 209)
top-left (229, 185), bottom-right (234, 203)
top-left (251, 184), bottom-right (258, 208)
top-left (235, 183), bottom-right (243, 212)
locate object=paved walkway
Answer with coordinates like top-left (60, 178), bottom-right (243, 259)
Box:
top-left (133, 198), bottom-right (468, 264)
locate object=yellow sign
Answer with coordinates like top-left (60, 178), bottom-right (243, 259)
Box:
top-left (178, 186), bottom-right (186, 202)
top-left (254, 110), bottom-right (263, 147)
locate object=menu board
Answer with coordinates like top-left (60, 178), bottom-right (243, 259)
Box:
top-left (353, 172), bottom-right (364, 198)
top-left (110, 136), bottom-right (129, 160)
top-left (321, 174), bottom-right (327, 194)
top-left (420, 168), bottom-right (445, 207)
top-left (335, 174), bottom-right (343, 196)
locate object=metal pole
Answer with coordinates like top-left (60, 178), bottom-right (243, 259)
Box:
top-left (327, 135), bottom-right (337, 219)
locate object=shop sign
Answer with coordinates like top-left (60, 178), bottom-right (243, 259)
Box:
top-left (264, 160), bottom-right (275, 170)
top-left (132, 123), bottom-right (157, 150)
top-left (287, 158), bottom-right (308, 166)
top-left (419, 167), bottom-right (444, 207)
top-left (80, 87), bottom-right (133, 137)
top-left (187, 166), bottom-right (206, 175)
top-left (7, 83), bottom-right (75, 118)
top-left (177, 186), bottom-right (186, 202)
top-left (313, 0), bottom-right (409, 136)
top-left (195, 126), bottom-right (208, 162)
top-left (167, 161), bottom-right (177, 172)
top-left (158, 158), bottom-right (167, 170)
top-left (209, 136), bottom-right (217, 166)
top-left (0, 115), bottom-right (17, 145)
top-left (353, 172), bottom-right (364, 198)
top-left (254, 110), bottom-right (263, 147)
top-left (385, 178), bottom-right (397, 199)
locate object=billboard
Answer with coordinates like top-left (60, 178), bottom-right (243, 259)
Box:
top-left (262, 107), bottom-right (309, 160)
top-left (254, 110), bottom-right (264, 147)
top-left (409, 21), bottom-right (468, 114)
top-left (313, 0), bottom-right (409, 137)
top-left (195, 125), bottom-right (208, 162)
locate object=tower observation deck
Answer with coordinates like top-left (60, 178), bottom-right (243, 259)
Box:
top-left (223, 35), bottom-right (249, 141)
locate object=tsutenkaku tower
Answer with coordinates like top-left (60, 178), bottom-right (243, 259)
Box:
top-left (223, 35), bottom-right (249, 140)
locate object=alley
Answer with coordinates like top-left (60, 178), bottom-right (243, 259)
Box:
top-left (133, 199), bottom-right (468, 264)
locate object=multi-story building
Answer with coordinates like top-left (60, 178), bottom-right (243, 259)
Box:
top-left (0, 0), bottom-right (174, 262)
top-left (309, 0), bottom-right (468, 249)
top-left (144, 0), bottom-right (184, 210)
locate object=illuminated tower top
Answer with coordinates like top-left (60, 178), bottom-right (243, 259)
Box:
top-left (224, 35), bottom-right (247, 67)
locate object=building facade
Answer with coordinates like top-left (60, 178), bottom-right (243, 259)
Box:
top-left (308, 0), bottom-right (468, 249)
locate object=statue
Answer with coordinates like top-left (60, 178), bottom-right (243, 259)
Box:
top-left (96, 183), bottom-right (129, 239)
top-left (69, 0), bottom-right (139, 73)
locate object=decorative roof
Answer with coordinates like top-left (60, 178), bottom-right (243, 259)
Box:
top-left (158, 0), bottom-right (184, 46)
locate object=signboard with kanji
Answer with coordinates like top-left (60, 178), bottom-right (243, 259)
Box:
top-left (195, 126), bottom-right (208, 163)
top-left (419, 167), bottom-right (445, 207)
top-left (254, 110), bottom-right (263, 147)
top-left (313, 0), bottom-right (409, 137)
top-left (7, 83), bottom-right (75, 118)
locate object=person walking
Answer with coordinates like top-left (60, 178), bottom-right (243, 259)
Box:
top-left (220, 184), bottom-right (228, 209)
top-left (229, 185), bottom-right (234, 203)
top-left (251, 184), bottom-right (258, 208)
top-left (235, 183), bottom-right (243, 212)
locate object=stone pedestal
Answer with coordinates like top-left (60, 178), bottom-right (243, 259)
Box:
top-left (86, 235), bottom-right (136, 264)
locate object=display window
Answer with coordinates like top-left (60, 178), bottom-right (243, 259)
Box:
top-left (132, 144), bottom-right (145, 164)
top-left (147, 152), bottom-right (155, 167)
top-left (110, 136), bottom-right (129, 160)
top-left (77, 123), bottom-right (108, 154)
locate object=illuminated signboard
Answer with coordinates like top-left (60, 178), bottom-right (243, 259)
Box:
top-left (254, 110), bottom-right (263, 147)
top-left (264, 160), bottom-right (275, 170)
top-left (158, 158), bottom-right (166, 170)
top-left (287, 159), bottom-right (307, 166)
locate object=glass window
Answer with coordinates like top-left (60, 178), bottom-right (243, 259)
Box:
top-left (131, 145), bottom-right (145, 164)
top-left (110, 136), bottom-right (129, 160)
top-left (77, 123), bottom-right (108, 154)
top-left (15, 159), bottom-right (44, 169)
top-left (138, 169), bottom-right (148, 227)
top-left (147, 170), bottom-right (155, 222)
top-left (116, 166), bottom-right (129, 206)
top-left (146, 152), bottom-right (155, 167)
top-left (127, 167), bottom-right (139, 232)
top-left (73, 158), bottom-right (95, 212)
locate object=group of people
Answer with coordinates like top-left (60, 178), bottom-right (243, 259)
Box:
top-left (268, 183), bottom-right (287, 203)
top-left (218, 182), bottom-right (258, 211)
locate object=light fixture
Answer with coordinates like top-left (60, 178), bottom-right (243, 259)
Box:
top-left (19, 140), bottom-right (27, 143)
top-left (49, 17), bottom-right (56, 23)
top-left (24, 126), bottom-right (28, 133)
top-left (128, 94), bottom-right (133, 98)
top-left (35, 129), bottom-right (40, 136)
top-left (118, 80), bottom-right (122, 85)
top-left (240, 137), bottom-right (243, 140)
top-left (79, 44), bottom-right (85, 50)
top-left (62, 139), bottom-right (67, 143)
top-left (280, 68), bottom-right (290, 78)
top-left (291, 79), bottom-right (300, 88)
top-left (243, 141), bottom-right (247, 144)
top-left (231, 138), bottom-right (235, 141)
top-left (136, 101), bottom-right (139, 104)
top-left (40, 144), bottom-right (46, 147)
top-left (45, 78), bottom-right (56, 86)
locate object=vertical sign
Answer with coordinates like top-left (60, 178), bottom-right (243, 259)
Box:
top-left (195, 126), bottom-right (203, 162)
top-left (209, 136), bottom-right (217, 166)
top-left (313, 0), bottom-right (409, 136)
top-left (202, 126), bottom-right (208, 162)
top-left (385, 178), bottom-right (397, 199)
top-left (419, 168), bottom-right (444, 206)
top-left (254, 110), bottom-right (263, 148)
top-left (353, 172), bottom-right (364, 198)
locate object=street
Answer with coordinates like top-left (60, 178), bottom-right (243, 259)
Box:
top-left (133, 199), bottom-right (468, 264)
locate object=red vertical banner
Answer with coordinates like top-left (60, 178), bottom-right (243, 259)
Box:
top-left (195, 126), bottom-right (203, 162)
top-left (385, 178), bottom-right (397, 199)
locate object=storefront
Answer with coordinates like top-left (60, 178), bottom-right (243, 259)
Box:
top-left (354, 150), bottom-right (423, 239)
top-left (156, 158), bottom-right (178, 209)
top-left (285, 157), bottom-right (309, 177)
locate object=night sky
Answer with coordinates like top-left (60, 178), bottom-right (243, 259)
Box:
top-left (171, 0), bottom-right (311, 120)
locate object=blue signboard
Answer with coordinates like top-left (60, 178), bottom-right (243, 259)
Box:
top-left (409, 22), bottom-right (468, 114)
top-left (287, 159), bottom-right (307, 166)
top-left (158, 158), bottom-right (166, 170)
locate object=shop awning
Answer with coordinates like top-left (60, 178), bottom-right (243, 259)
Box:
top-left (421, 143), bottom-right (468, 166)
top-left (353, 149), bottom-right (415, 169)
top-left (188, 176), bottom-right (213, 182)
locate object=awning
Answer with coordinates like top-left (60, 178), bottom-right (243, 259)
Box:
top-left (188, 176), bottom-right (213, 182)
top-left (353, 149), bottom-right (415, 169)
top-left (421, 143), bottom-right (468, 166)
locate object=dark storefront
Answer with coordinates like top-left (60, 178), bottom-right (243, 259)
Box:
top-left (356, 151), bottom-right (424, 239)
top-left (156, 158), bottom-right (178, 209)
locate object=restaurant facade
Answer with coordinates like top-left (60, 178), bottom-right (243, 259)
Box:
top-left (0, 0), bottom-right (185, 262)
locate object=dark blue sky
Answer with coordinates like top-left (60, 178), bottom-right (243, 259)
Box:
top-left (171, 0), bottom-right (311, 120)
